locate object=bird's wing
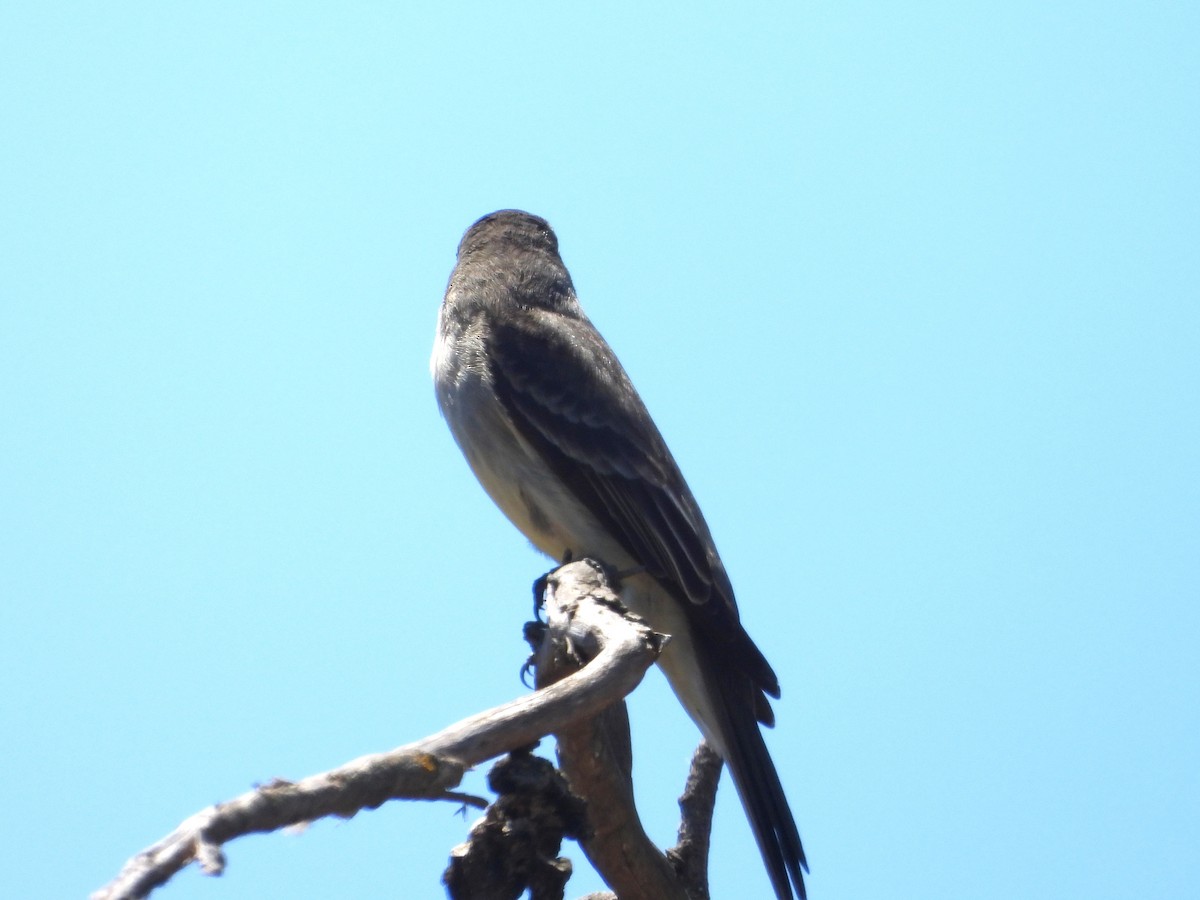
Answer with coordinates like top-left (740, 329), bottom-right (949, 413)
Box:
top-left (489, 305), bottom-right (808, 900)
top-left (488, 307), bottom-right (779, 698)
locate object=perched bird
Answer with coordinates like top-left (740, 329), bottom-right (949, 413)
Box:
top-left (432, 209), bottom-right (807, 899)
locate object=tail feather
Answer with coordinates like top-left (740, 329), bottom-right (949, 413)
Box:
top-left (707, 660), bottom-right (808, 900)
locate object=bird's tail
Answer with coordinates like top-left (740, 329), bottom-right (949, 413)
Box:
top-left (640, 587), bottom-right (808, 899)
top-left (703, 655), bottom-right (808, 900)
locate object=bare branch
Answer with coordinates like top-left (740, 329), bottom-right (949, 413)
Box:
top-left (92, 559), bottom-right (664, 900)
top-left (535, 561), bottom-right (692, 900)
top-left (667, 741), bottom-right (723, 900)
top-left (91, 749), bottom-right (469, 900)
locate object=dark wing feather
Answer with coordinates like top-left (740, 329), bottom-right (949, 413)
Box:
top-left (489, 308), bottom-right (779, 699)
top-left (491, 307), bottom-right (808, 898)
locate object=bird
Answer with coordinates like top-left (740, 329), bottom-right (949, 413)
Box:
top-left (431, 209), bottom-right (807, 899)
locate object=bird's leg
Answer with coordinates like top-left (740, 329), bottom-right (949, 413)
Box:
top-left (519, 619), bottom-right (547, 689)
top-left (521, 571), bottom-right (556, 688)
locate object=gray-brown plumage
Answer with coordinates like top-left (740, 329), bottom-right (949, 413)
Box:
top-left (432, 209), bottom-right (807, 900)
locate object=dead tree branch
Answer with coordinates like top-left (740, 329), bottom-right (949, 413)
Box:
top-left (667, 741), bottom-right (724, 900)
top-left (93, 559), bottom-right (715, 900)
top-left (532, 560), bottom-right (692, 900)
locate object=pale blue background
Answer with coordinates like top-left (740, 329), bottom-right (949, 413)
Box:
top-left (2, 3), bottom-right (1197, 899)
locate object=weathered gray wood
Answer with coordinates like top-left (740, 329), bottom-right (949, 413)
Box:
top-left (91, 559), bottom-right (669, 900)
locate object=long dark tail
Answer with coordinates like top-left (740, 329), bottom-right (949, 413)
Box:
top-left (707, 661), bottom-right (808, 900)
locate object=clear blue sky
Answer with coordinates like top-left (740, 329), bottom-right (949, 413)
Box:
top-left (2, 3), bottom-right (1197, 899)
